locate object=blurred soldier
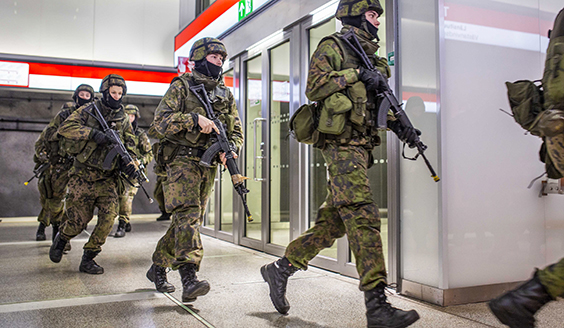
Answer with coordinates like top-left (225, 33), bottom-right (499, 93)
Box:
top-left (146, 37), bottom-right (243, 302)
top-left (152, 144), bottom-right (171, 221)
top-left (260, 1), bottom-right (420, 327)
top-left (489, 8), bottom-right (564, 328)
top-left (114, 104), bottom-right (153, 237)
top-left (49, 74), bottom-right (138, 274)
top-left (34, 84), bottom-right (94, 245)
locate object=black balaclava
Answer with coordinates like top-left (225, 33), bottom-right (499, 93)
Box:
top-left (102, 89), bottom-right (122, 109)
top-left (194, 59), bottom-right (223, 79)
top-left (341, 15), bottom-right (379, 41)
top-left (76, 96), bottom-right (90, 107)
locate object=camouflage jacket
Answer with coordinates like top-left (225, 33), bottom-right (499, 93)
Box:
top-left (150, 70), bottom-right (244, 155)
top-left (58, 99), bottom-right (137, 181)
top-left (133, 126), bottom-right (153, 174)
top-left (34, 102), bottom-right (77, 165)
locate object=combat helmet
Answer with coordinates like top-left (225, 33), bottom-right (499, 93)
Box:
top-left (124, 104), bottom-right (140, 118)
top-left (100, 74), bottom-right (127, 96)
top-left (335, 0), bottom-right (384, 19)
top-left (72, 84), bottom-right (94, 103)
top-left (189, 37), bottom-right (228, 62)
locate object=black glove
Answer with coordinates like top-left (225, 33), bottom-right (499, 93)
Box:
top-left (399, 126), bottom-right (422, 148)
top-left (358, 67), bottom-right (388, 93)
top-left (91, 129), bottom-right (112, 145)
top-left (122, 160), bottom-right (139, 180)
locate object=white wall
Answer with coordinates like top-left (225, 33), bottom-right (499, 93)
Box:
top-left (0, 0), bottom-right (179, 67)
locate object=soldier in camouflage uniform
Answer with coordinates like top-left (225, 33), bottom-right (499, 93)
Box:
top-left (114, 104), bottom-right (153, 237)
top-left (146, 37), bottom-right (244, 303)
top-left (153, 153), bottom-right (170, 221)
top-left (488, 8), bottom-right (564, 328)
top-left (260, 1), bottom-right (420, 327)
top-left (34, 84), bottom-right (94, 244)
top-left (49, 74), bottom-right (139, 275)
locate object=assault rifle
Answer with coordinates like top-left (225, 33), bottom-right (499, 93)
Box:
top-left (189, 83), bottom-right (253, 222)
top-left (91, 102), bottom-right (154, 202)
top-left (340, 30), bottom-right (440, 182)
top-left (24, 162), bottom-right (50, 185)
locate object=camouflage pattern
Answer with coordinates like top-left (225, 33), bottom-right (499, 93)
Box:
top-left (60, 174), bottom-right (119, 252)
top-left (545, 134), bottom-right (564, 177)
top-left (73, 84), bottom-right (94, 102)
top-left (118, 184), bottom-right (139, 224)
top-left (285, 143), bottom-right (386, 291)
top-left (99, 74), bottom-right (127, 96)
top-left (336, 0), bottom-right (383, 19)
top-left (538, 258), bottom-right (564, 298)
top-left (124, 104), bottom-right (140, 118)
top-left (58, 99), bottom-right (136, 252)
top-left (150, 67), bottom-right (244, 271)
top-left (189, 37), bottom-right (228, 62)
top-left (153, 174), bottom-right (167, 214)
top-left (152, 159), bottom-right (216, 270)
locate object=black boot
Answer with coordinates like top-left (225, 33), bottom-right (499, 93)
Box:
top-left (146, 264), bottom-right (176, 293)
top-left (79, 250), bottom-right (104, 274)
top-left (179, 263), bottom-right (210, 302)
top-left (36, 223), bottom-right (46, 241)
top-left (52, 224), bottom-right (59, 241)
top-left (365, 283), bottom-right (420, 328)
top-left (488, 271), bottom-right (555, 328)
top-left (260, 257), bottom-right (299, 314)
top-left (156, 212), bottom-right (171, 221)
top-left (49, 233), bottom-right (68, 263)
top-left (114, 220), bottom-right (126, 238)
top-left (125, 222), bottom-right (132, 232)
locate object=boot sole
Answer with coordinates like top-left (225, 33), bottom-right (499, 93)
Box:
top-left (368, 312), bottom-right (420, 328)
top-left (260, 265), bottom-right (289, 315)
top-left (146, 268), bottom-right (176, 293)
top-left (79, 267), bottom-right (104, 274)
top-left (182, 282), bottom-right (210, 303)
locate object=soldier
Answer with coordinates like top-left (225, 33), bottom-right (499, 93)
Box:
top-left (153, 150), bottom-right (171, 222)
top-left (488, 8), bottom-right (564, 328)
top-left (260, 1), bottom-right (420, 328)
top-left (49, 74), bottom-right (138, 274)
top-left (34, 84), bottom-right (94, 244)
top-left (114, 104), bottom-right (153, 237)
top-left (146, 37), bottom-right (243, 302)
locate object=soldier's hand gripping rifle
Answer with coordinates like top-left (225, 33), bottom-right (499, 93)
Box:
top-left (340, 30), bottom-right (440, 182)
top-left (24, 162), bottom-right (50, 185)
top-left (91, 102), bottom-right (154, 203)
top-left (189, 83), bottom-right (253, 222)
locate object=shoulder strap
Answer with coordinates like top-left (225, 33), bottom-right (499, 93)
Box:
top-left (319, 32), bottom-right (351, 65)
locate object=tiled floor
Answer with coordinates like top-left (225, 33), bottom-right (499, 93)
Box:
top-left (0, 215), bottom-right (562, 328)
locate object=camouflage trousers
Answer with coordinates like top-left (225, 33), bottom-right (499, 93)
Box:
top-left (118, 184), bottom-right (139, 223)
top-left (285, 143), bottom-right (386, 291)
top-left (538, 257), bottom-right (564, 298)
top-left (153, 174), bottom-right (167, 214)
top-left (37, 163), bottom-right (71, 227)
top-left (152, 157), bottom-right (216, 270)
top-left (60, 174), bottom-right (119, 252)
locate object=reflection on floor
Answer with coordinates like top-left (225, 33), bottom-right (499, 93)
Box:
top-left (1, 215), bottom-right (563, 328)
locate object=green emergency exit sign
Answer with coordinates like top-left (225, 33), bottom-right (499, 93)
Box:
top-left (238, 0), bottom-right (253, 21)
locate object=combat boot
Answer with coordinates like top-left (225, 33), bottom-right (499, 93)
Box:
top-left (156, 212), bottom-right (171, 221)
top-left (49, 233), bottom-right (68, 263)
top-left (365, 283), bottom-right (420, 328)
top-left (178, 263), bottom-right (210, 302)
top-left (79, 250), bottom-right (104, 274)
top-left (36, 222), bottom-right (46, 241)
top-left (260, 257), bottom-right (299, 314)
top-left (114, 220), bottom-right (126, 238)
top-left (125, 222), bottom-right (132, 232)
top-left (146, 264), bottom-right (175, 293)
top-left (488, 271), bottom-right (554, 328)
top-left (52, 224), bottom-right (59, 241)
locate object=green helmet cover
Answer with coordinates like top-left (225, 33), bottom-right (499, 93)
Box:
top-left (335, 0), bottom-right (384, 19)
top-left (189, 37), bottom-right (228, 62)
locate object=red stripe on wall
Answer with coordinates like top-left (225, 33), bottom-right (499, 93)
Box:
top-left (175, 0), bottom-right (240, 51)
top-left (445, 2), bottom-right (553, 36)
top-left (21, 62), bottom-right (177, 83)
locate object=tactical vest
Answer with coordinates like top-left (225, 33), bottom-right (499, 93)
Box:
top-left (162, 75), bottom-right (237, 151)
top-left (316, 31), bottom-right (390, 146)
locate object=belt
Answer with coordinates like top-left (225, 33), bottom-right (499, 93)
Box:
top-left (177, 145), bottom-right (205, 159)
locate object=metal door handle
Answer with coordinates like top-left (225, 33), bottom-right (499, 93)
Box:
top-left (253, 117), bottom-right (267, 181)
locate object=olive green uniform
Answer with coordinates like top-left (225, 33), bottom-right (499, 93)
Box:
top-left (285, 25), bottom-right (391, 291)
top-left (34, 102), bottom-right (77, 227)
top-left (57, 99), bottom-right (137, 252)
top-left (118, 128), bottom-right (153, 224)
top-left (150, 70), bottom-right (243, 270)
